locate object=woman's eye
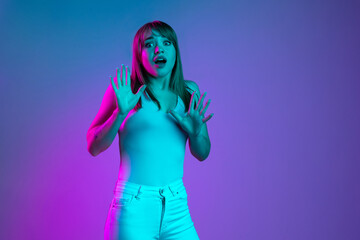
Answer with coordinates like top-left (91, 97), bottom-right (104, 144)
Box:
top-left (145, 41), bottom-right (171, 48)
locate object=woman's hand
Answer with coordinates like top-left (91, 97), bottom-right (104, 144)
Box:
top-left (169, 91), bottom-right (214, 138)
top-left (110, 64), bottom-right (147, 115)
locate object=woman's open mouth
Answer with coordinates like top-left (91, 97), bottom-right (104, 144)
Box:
top-left (154, 56), bottom-right (167, 68)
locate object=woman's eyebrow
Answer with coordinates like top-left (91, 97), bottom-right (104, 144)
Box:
top-left (145, 36), bottom-right (168, 41)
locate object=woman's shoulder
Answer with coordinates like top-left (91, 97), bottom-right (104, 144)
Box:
top-left (184, 80), bottom-right (200, 93)
top-left (184, 80), bottom-right (201, 102)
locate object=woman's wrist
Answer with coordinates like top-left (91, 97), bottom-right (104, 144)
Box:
top-left (188, 129), bottom-right (201, 139)
top-left (114, 107), bottom-right (128, 117)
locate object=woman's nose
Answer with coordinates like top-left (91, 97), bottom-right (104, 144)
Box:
top-left (155, 46), bottom-right (164, 54)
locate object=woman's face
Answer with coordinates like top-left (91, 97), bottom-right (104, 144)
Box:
top-left (141, 30), bottom-right (176, 79)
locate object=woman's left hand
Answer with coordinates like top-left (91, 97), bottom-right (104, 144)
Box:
top-left (169, 91), bottom-right (214, 138)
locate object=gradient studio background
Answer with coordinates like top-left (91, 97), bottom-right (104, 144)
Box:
top-left (0, 0), bottom-right (359, 239)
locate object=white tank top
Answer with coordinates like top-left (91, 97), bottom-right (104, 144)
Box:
top-left (117, 89), bottom-right (188, 186)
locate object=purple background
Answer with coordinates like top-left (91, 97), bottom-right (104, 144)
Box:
top-left (1, 0), bottom-right (359, 239)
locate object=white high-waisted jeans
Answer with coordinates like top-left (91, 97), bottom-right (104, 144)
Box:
top-left (104, 178), bottom-right (200, 240)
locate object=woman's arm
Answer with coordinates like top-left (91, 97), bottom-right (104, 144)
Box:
top-left (189, 122), bottom-right (211, 161)
top-left (88, 65), bottom-right (146, 157)
top-left (185, 80), bottom-right (212, 161)
top-left (87, 82), bottom-right (126, 157)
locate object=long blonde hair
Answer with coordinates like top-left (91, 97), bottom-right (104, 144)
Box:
top-left (130, 20), bottom-right (194, 112)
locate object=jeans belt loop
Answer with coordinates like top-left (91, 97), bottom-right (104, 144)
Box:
top-left (135, 186), bottom-right (142, 199)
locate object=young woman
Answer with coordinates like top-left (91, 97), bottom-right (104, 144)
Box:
top-left (87, 20), bottom-right (213, 240)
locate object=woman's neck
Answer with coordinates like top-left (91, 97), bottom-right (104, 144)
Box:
top-left (148, 75), bottom-right (171, 92)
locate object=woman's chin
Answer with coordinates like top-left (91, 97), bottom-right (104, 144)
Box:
top-left (149, 70), bottom-right (172, 79)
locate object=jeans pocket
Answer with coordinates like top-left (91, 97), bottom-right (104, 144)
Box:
top-left (112, 192), bottom-right (134, 208)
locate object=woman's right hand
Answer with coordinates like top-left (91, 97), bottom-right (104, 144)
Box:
top-left (110, 64), bottom-right (147, 115)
